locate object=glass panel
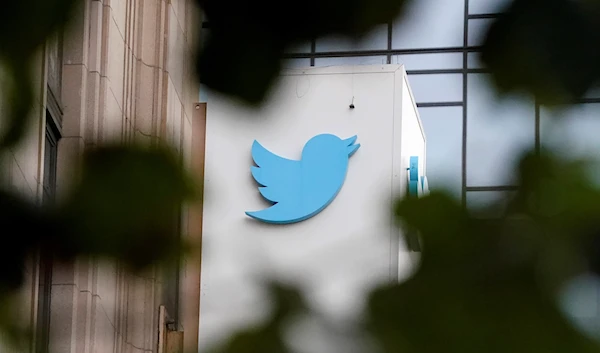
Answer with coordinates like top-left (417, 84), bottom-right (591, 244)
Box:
top-left (316, 24), bottom-right (388, 52)
top-left (584, 86), bottom-right (600, 99)
top-left (540, 103), bottom-right (600, 186)
top-left (35, 251), bottom-right (53, 353)
top-left (418, 106), bottom-right (463, 198)
top-left (469, 0), bottom-right (509, 14)
top-left (392, 0), bottom-right (465, 49)
top-left (199, 28), bottom-right (210, 51)
top-left (466, 190), bottom-right (516, 218)
top-left (314, 56), bottom-right (388, 66)
top-left (43, 130), bottom-right (53, 201)
top-left (407, 74), bottom-right (463, 103)
top-left (468, 18), bottom-right (495, 47)
top-left (466, 74), bottom-right (535, 186)
top-left (43, 117), bottom-right (58, 204)
top-left (393, 53), bottom-right (463, 70)
top-left (467, 52), bottom-right (485, 69)
top-left (285, 41), bottom-right (312, 54)
top-left (559, 274), bottom-right (600, 340)
top-left (282, 59), bottom-right (311, 69)
top-left (38, 119), bottom-right (58, 353)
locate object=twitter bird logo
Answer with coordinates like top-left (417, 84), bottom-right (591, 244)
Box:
top-left (246, 134), bottom-right (361, 224)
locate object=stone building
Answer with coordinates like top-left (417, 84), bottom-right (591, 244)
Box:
top-left (0, 0), bottom-right (204, 352)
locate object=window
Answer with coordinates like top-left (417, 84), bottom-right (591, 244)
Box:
top-left (468, 0), bottom-right (509, 15)
top-left (407, 74), bottom-right (463, 103)
top-left (37, 31), bottom-right (64, 351)
top-left (36, 111), bottom-right (61, 353)
top-left (540, 103), bottom-right (600, 187)
top-left (466, 74), bottom-right (535, 187)
top-left (466, 190), bottom-right (516, 218)
top-left (467, 52), bottom-right (485, 69)
top-left (314, 56), bottom-right (387, 67)
top-left (393, 53), bottom-right (463, 70)
top-left (468, 18), bottom-right (495, 47)
top-left (42, 118), bottom-right (59, 204)
top-left (418, 106), bottom-right (463, 198)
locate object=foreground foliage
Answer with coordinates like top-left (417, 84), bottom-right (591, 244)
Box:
top-left (1, 0), bottom-right (600, 351)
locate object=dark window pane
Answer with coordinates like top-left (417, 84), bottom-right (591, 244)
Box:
top-left (38, 112), bottom-right (61, 353)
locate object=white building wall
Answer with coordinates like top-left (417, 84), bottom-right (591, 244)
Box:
top-left (199, 65), bottom-right (426, 350)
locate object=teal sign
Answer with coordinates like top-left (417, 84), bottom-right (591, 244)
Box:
top-left (408, 156), bottom-right (429, 198)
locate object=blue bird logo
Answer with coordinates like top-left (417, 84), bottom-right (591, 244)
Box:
top-left (246, 134), bottom-right (361, 224)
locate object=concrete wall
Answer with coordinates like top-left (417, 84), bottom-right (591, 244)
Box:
top-left (199, 65), bottom-right (425, 351)
top-left (0, 0), bottom-right (202, 352)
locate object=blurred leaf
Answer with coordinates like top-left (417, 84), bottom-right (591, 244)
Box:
top-left (0, 0), bottom-right (78, 60)
top-left (198, 29), bottom-right (284, 105)
top-left (0, 0), bottom-right (79, 150)
top-left (196, 0), bottom-right (411, 104)
top-left (0, 295), bottom-right (32, 352)
top-left (210, 325), bottom-right (289, 353)
top-left (0, 61), bottom-right (34, 151)
top-left (208, 281), bottom-right (308, 353)
top-left (394, 191), bottom-right (469, 260)
top-left (265, 281), bottom-right (309, 322)
top-left (509, 150), bottom-right (600, 287)
top-left (0, 189), bottom-right (57, 293)
top-left (481, 0), bottom-right (600, 104)
top-left (366, 270), bottom-right (600, 353)
top-left (372, 176), bottom-right (600, 352)
top-left (56, 144), bottom-right (196, 270)
top-left (373, 149), bottom-right (600, 353)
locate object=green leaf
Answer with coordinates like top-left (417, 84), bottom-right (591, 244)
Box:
top-left (366, 272), bottom-right (600, 353)
top-left (207, 281), bottom-right (307, 353)
top-left (380, 149), bottom-right (600, 353)
top-left (196, 0), bottom-right (412, 104)
top-left (480, 0), bottom-right (600, 104)
top-left (0, 189), bottom-right (56, 292)
top-left (56, 144), bottom-right (197, 270)
top-left (0, 0), bottom-right (80, 150)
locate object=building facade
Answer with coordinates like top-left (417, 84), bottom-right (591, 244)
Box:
top-left (201, 0), bottom-right (600, 213)
top-left (0, 0), bottom-right (204, 352)
top-left (198, 66), bottom-right (426, 350)
top-left (197, 0), bottom-right (600, 343)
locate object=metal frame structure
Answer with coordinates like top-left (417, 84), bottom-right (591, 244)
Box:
top-left (201, 0), bottom-right (600, 208)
